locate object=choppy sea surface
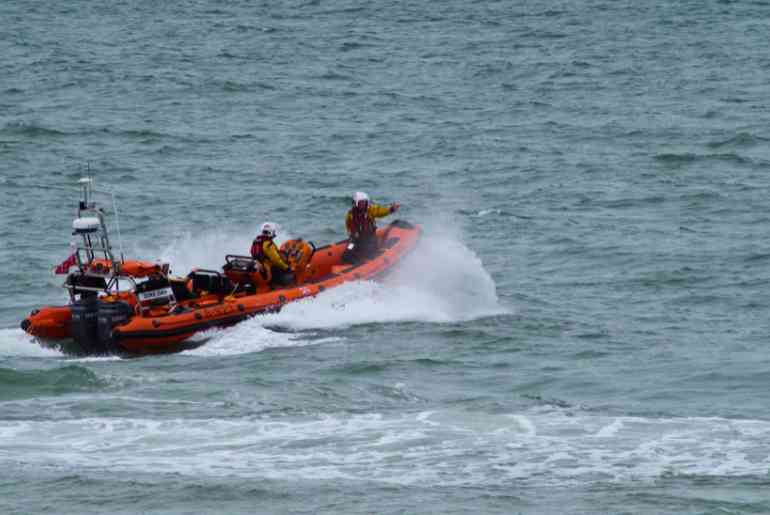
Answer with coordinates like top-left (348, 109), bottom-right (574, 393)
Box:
top-left (2, 1), bottom-right (770, 513)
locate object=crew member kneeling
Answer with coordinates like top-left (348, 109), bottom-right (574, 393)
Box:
top-left (251, 222), bottom-right (294, 287)
top-left (344, 191), bottom-right (399, 263)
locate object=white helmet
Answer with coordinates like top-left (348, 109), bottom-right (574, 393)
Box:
top-left (260, 222), bottom-right (277, 238)
top-left (353, 191), bottom-right (370, 207)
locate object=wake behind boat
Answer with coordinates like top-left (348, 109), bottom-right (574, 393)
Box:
top-left (20, 179), bottom-right (421, 356)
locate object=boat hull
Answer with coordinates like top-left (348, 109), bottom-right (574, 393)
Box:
top-left (22, 221), bottom-right (422, 356)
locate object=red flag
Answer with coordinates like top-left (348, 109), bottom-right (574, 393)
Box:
top-left (54, 253), bottom-right (78, 274)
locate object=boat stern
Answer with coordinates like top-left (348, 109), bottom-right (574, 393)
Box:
top-left (21, 306), bottom-right (73, 340)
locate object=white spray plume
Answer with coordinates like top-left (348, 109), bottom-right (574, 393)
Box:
top-left (0, 329), bottom-right (62, 357)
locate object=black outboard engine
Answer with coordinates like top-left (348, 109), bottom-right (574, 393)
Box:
top-left (97, 301), bottom-right (133, 355)
top-left (68, 270), bottom-right (110, 354)
top-left (71, 297), bottom-right (100, 355)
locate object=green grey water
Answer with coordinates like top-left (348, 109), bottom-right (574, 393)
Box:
top-left (2, 1), bottom-right (770, 513)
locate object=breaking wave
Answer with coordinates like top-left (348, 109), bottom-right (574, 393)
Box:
top-left (1, 406), bottom-right (766, 486)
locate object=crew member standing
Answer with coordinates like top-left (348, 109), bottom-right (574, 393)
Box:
top-left (344, 191), bottom-right (399, 262)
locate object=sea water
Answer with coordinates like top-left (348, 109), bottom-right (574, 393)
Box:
top-left (2, 1), bottom-right (770, 513)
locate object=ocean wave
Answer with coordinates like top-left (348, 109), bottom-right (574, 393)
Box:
top-left (596, 195), bottom-right (667, 209)
top-left (0, 121), bottom-right (67, 138)
top-left (521, 31), bottom-right (568, 39)
top-left (0, 122), bottom-right (202, 145)
top-left (654, 152), bottom-right (695, 164)
top-left (458, 208), bottom-right (521, 218)
top-left (0, 329), bottom-right (61, 358)
top-left (459, 207), bottom-right (486, 216)
top-left (680, 191), bottom-right (723, 201)
top-left (2, 407), bottom-right (768, 487)
top-left (328, 357), bottom-right (454, 376)
top-left (108, 128), bottom-right (167, 140)
top-left (315, 70), bottom-right (354, 81)
top-left (0, 365), bottom-right (105, 401)
top-left (339, 41), bottom-right (373, 52)
top-left (707, 132), bottom-right (770, 149)
top-left (744, 252), bottom-right (770, 263)
top-left (218, 80), bottom-right (277, 93)
top-left (654, 152), bottom-right (753, 166)
top-left (221, 80), bottom-right (255, 92)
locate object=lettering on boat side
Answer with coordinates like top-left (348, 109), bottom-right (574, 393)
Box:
top-left (204, 305), bottom-right (237, 319)
top-left (137, 287), bottom-right (173, 302)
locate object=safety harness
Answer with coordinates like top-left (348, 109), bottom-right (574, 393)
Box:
top-left (350, 207), bottom-right (376, 240)
top-left (250, 234), bottom-right (270, 261)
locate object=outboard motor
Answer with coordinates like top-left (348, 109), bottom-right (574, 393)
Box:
top-left (71, 297), bottom-right (100, 355)
top-left (97, 301), bottom-right (133, 355)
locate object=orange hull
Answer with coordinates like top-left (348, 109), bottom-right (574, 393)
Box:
top-left (21, 305), bottom-right (72, 340)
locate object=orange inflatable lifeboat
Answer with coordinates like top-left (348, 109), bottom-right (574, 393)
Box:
top-left (21, 178), bottom-right (421, 356)
top-left (23, 222), bottom-right (420, 355)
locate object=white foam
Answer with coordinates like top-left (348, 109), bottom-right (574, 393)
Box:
top-left (255, 232), bottom-right (507, 331)
top-left (389, 231), bottom-right (506, 319)
top-left (476, 208), bottom-right (503, 217)
top-left (181, 319), bottom-right (317, 357)
top-left (3, 408), bottom-right (767, 487)
top-left (65, 356), bottom-right (122, 363)
top-left (154, 226), bottom-right (256, 275)
top-left (0, 328), bottom-right (62, 358)
top-left (595, 417), bottom-right (624, 438)
top-left (509, 414), bottom-right (537, 437)
top-left (257, 280), bottom-right (455, 330)
top-left (148, 224), bottom-right (296, 276)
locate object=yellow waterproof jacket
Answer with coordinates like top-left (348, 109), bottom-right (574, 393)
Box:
top-left (261, 240), bottom-right (289, 272)
top-left (346, 204), bottom-right (393, 237)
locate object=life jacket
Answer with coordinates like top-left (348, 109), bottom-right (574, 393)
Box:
top-left (350, 206), bottom-right (376, 240)
top-left (250, 234), bottom-right (270, 261)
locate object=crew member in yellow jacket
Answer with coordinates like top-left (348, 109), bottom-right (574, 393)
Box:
top-left (344, 191), bottom-right (399, 262)
top-left (250, 222), bottom-right (294, 286)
